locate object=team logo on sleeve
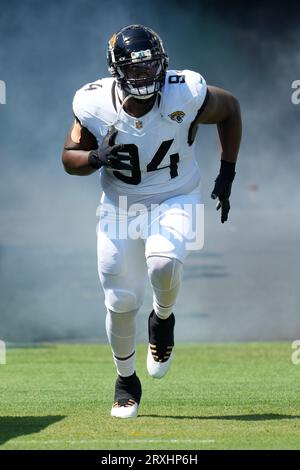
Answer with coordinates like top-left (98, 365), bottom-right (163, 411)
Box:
top-left (168, 111), bottom-right (186, 123)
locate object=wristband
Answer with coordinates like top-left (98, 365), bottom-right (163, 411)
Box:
top-left (219, 160), bottom-right (236, 181)
top-left (88, 150), bottom-right (102, 170)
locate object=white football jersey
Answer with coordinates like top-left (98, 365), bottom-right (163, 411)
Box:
top-left (72, 69), bottom-right (207, 206)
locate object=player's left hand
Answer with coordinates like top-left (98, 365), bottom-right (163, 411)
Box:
top-left (211, 161), bottom-right (236, 223)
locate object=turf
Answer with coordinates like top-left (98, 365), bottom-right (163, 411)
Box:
top-left (0, 343), bottom-right (299, 450)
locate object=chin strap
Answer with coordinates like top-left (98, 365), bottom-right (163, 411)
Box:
top-left (112, 87), bottom-right (160, 126)
top-left (112, 92), bottom-right (133, 126)
top-left (132, 93), bottom-right (155, 100)
top-left (157, 90), bottom-right (164, 117)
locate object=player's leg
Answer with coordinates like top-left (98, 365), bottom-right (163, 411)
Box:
top-left (144, 190), bottom-right (202, 378)
top-left (146, 255), bottom-right (182, 320)
top-left (145, 255), bottom-right (181, 378)
top-left (97, 211), bottom-right (147, 418)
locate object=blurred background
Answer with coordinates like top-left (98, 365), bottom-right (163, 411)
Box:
top-left (0, 0), bottom-right (299, 343)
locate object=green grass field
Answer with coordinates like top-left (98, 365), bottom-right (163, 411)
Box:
top-left (0, 343), bottom-right (299, 450)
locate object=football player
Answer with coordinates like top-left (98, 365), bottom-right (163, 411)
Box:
top-left (62, 25), bottom-right (241, 418)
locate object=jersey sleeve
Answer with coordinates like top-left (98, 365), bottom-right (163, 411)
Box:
top-left (162, 70), bottom-right (208, 123)
top-left (72, 86), bottom-right (95, 133)
top-left (72, 78), bottom-right (116, 143)
top-left (186, 70), bottom-right (208, 114)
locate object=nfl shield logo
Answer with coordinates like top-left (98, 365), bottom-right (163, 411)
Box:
top-left (135, 120), bottom-right (143, 129)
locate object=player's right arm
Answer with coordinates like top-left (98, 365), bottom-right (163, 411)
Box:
top-left (61, 119), bottom-right (99, 176)
top-left (62, 120), bottom-right (134, 176)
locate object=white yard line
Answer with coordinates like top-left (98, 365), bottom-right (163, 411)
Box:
top-left (6, 438), bottom-right (215, 445)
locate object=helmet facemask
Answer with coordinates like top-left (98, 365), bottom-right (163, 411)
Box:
top-left (117, 58), bottom-right (164, 98)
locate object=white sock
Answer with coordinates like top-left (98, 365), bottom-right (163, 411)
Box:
top-left (105, 308), bottom-right (138, 377)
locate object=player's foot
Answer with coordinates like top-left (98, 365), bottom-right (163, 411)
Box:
top-left (111, 372), bottom-right (142, 418)
top-left (147, 310), bottom-right (175, 379)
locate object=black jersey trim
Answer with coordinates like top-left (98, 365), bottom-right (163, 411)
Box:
top-left (187, 88), bottom-right (209, 146)
top-left (111, 80), bottom-right (117, 112)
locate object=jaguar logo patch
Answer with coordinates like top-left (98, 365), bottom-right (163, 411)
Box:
top-left (168, 111), bottom-right (186, 123)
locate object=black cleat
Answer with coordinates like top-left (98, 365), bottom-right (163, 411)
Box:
top-left (111, 372), bottom-right (142, 418)
top-left (147, 310), bottom-right (175, 379)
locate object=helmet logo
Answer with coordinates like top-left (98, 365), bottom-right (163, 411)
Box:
top-left (168, 111), bottom-right (186, 123)
top-left (131, 49), bottom-right (152, 61)
top-left (109, 33), bottom-right (117, 49)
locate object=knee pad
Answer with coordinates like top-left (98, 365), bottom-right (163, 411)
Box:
top-left (105, 288), bottom-right (139, 314)
top-left (147, 256), bottom-right (182, 291)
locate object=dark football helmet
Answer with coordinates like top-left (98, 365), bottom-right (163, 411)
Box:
top-left (107, 24), bottom-right (169, 98)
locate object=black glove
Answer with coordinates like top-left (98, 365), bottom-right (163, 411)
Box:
top-left (88, 126), bottom-right (133, 171)
top-left (211, 160), bottom-right (236, 223)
